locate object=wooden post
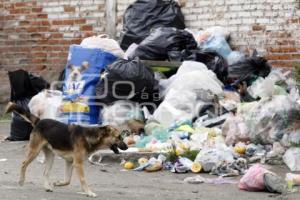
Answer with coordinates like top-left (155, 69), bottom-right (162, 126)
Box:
top-left (106, 0), bottom-right (117, 39)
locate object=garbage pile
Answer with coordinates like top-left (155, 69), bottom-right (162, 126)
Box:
top-left (7, 0), bottom-right (300, 194)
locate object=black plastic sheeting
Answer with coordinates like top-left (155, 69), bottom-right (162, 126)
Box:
top-left (96, 58), bottom-right (159, 104)
top-left (120, 0), bottom-right (185, 50)
top-left (7, 70), bottom-right (49, 141)
top-left (8, 69), bottom-right (49, 101)
top-left (227, 54), bottom-right (271, 86)
top-left (170, 49), bottom-right (229, 84)
top-left (128, 27), bottom-right (197, 61)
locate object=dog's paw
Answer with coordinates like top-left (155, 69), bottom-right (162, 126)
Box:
top-left (18, 179), bottom-right (24, 186)
top-left (44, 183), bottom-right (53, 192)
top-left (54, 181), bottom-right (69, 187)
top-left (77, 191), bottom-right (97, 198)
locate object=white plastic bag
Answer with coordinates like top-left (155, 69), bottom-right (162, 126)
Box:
top-left (102, 100), bottom-right (143, 126)
top-left (194, 147), bottom-right (234, 172)
top-left (222, 114), bottom-right (249, 145)
top-left (28, 90), bottom-right (63, 119)
top-left (165, 61), bottom-right (224, 96)
top-left (154, 61), bottom-right (223, 127)
top-left (283, 148), bottom-right (300, 172)
top-left (153, 89), bottom-right (197, 127)
top-left (247, 70), bottom-right (288, 99)
top-left (80, 34), bottom-right (125, 58)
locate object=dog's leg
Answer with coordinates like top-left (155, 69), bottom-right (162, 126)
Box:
top-left (74, 155), bottom-right (96, 198)
top-left (19, 132), bottom-right (45, 186)
top-left (42, 147), bottom-right (55, 192)
top-left (54, 160), bottom-right (73, 187)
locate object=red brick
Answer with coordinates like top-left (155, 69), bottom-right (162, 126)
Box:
top-left (10, 8), bottom-right (30, 14)
top-left (80, 25), bottom-right (93, 31)
top-left (292, 54), bottom-right (300, 59)
top-left (74, 19), bottom-right (86, 24)
top-left (15, 2), bottom-right (27, 7)
top-left (32, 52), bottom-right (47, 57)
top-left (31, 58), bottom-right (47, 63)
top-left (265, 54), bottom-right (292, 60)
top-left (27, 27), bottom-right (38, 32)
top-left (270, 61), bottom-right (293, 68)
top-left (37, 14), bottom-right (48, 19)
top-left (51, 33), bottom-right (63, 38)
top-left (252, 24), bottom-right (266, 31)
top-left (275, 39), bottom-right (296, 45)
top-left (19, 20), bottom-right (31, 26)
top-left (31, 21), bottom-right (50, 26)
top-left (268, 46), bottom-right (298, 53)
top-left (64, 6), bottom-right (75, 12)
top-left (32, 7), bottom-right (43, 13)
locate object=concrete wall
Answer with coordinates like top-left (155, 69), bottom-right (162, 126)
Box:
top-left (0, 0), bottom-right (300, 105)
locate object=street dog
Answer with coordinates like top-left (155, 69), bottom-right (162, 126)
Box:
top-left (5, 102), bottom-right (128, 198)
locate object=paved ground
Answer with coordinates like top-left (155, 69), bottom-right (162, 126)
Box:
top-left (0, 122), bottom-right (299, 200)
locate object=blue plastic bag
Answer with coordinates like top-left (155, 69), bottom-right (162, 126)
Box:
top-left (60, 45), bottom-right (117, 124)
top-left (201, 36), bottom-right (232, 58)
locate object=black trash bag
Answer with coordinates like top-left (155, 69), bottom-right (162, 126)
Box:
top-left (120, 0), bottom-right (185, 50)
top-left (128, 27), bottom-right (197, 61)
top-left (171, 49), bottom-right (228, 83)
top-left (8, 69), bottom-right (49, 101)
top-left (227, 52), bottom-right (271, 86)
top-left (7, 70), bottom-right (49, 141)
top-left (96, 59), bottom-right (159, 104)
top-left (7, 99), bottom-right (33, 141)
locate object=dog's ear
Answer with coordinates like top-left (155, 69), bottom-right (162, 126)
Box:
top-left (80, 61), bottom-right (89, 72)
top-left (105, 125), bottom-right (120, 137)
top-left (68, 64), bottom-right (74, 71)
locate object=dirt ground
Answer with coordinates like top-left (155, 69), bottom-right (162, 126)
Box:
top-left (0, 122), bottom-right (299, 200)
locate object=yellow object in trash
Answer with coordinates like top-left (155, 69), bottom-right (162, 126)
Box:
top-left (176, 125), bottom-right (195, 134)
top-left (191, 162), bottom-right (202, 173)
top-left (124, 162), bottom-right (135, 170)
top-left (61, 101), bottom-right (90, 113)
top-left (145, 162), bottom-right (163, 172)
top-left (234, 146), bottom-right (246, 154)
top-left (138, 157), bottom-right (148, 166)
top-left (176, 148), bottom-right (185, 156)
top-left (178, 143), bottom-right (188, 151)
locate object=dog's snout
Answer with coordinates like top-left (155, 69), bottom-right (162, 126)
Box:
top-left (118, 141), bottom-right (128, 150)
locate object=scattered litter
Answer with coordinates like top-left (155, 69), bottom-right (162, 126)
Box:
top-left (239, 164), bottom-right (287, 194)
top-left (184, 175), bottom-right (237, 185)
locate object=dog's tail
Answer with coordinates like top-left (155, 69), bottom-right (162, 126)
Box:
top-left (5, 102), bottom-right (40, 126)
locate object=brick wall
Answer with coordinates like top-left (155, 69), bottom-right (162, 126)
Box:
top-left (0, 0), bottom-right (300, 106)
top-left (0, 0), bottom-right (107, 106)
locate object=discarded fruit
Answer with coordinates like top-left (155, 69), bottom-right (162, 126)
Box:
top-left (124, 162), bottom-right (135, 170)
top-left (191, 162), bottom-right (202, 173)
top-left (138, 157), bottom-right (148, 165)
top-left (234, 146), bottom-right (246, 154)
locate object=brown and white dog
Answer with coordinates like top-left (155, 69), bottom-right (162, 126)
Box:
top-left (5, 102), bottom-right (128, 198)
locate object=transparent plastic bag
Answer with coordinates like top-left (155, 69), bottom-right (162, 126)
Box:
top-left (244, 95), bottom-right (300, 144)
top-left (102, 100), bottom-right (144, 126)
top-left (153, 89), bottom-right (197, 127)
top-left (28, 90), bottom-right (63, 120)
top-left (80, 34), bottom-right (124, 58)
top-left (283, 148), bottom-right (300, 171)
top-left (194, 147), bottom-right (234, 172)
top-left (222, 114), bottom-right (249, 145)
top-left (165, 61), bottom-right (224, 96)
top-left (200, 36), bottom-right (232, 58)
